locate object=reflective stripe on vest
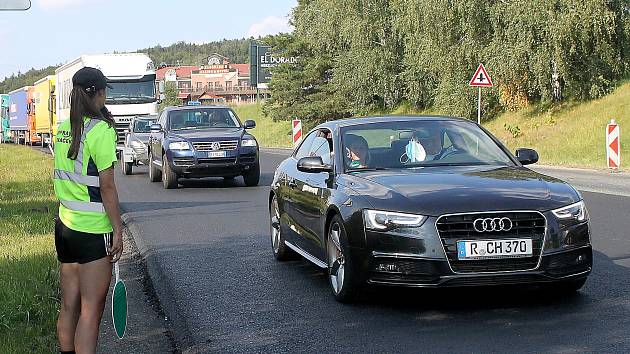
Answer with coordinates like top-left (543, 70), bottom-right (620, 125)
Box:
top-left (60, 200), bottom-right (105, 213)
top-left (54, 169), bottom-right (100, 187)
top-left (56, 119), bottom-right (104, 213)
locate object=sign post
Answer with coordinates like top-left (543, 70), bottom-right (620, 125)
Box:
top-left (469, 63), bottom-right (493, 124)
top-left (292, 119), bottom-right (303, 147)
top-left (606, 119), bottom-right (620, 170)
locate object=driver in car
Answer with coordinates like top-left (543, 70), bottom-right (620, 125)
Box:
top-left (345, 134), bottom-right (370, 168)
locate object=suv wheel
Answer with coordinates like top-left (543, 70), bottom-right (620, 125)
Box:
top-left (327, 215), bottom-right (360, 303)
top-left (162, 155), bottom-right (178, 189)
top-left (148, 151), bottom-right (162, 182)
top-left (243, 163), bottom-right (260, 187)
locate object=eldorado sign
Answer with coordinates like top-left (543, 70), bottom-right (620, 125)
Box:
top-left (250, 42), bottom-right (297, 88)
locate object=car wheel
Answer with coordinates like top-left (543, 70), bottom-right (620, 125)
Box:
top-left (243, 163), bottom-right (260, 187)
top-left (123, 161), bottom-right (133, 175)
top-left (148, 151), bottom-right (162, 182)
top-left (327, 215), bottom-right (359, 303)
top-left (162, 155), bottom-right (178, 189)
top-left (269, 195), bottom-right (293, 261)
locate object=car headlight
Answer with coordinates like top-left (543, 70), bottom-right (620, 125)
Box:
top-left (241, 139), bottom-right (257, 147)
top-left (364, 210), bottom-right (427, 231)
top-left (168, 141), bottom-right (191, 150)
top-left (552, 201), bottom-right (587, 222)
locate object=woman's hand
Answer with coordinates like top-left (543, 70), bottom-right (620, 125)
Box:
top-left (109, 227), bottom-right (124, 263)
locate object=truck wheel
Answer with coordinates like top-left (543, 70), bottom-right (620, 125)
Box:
top-left (162, 155), bottom-right (178, 189)
top-left (243, 163), bottom-right (260, 187)
top-left (148, 151), bottom-right (162, 182)
top-left (123, 161), bottom-right (133, 175)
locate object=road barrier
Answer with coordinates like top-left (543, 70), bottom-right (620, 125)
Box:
top-left (292, 119), bottom-right (302, 147)
top-left (607, 119), bottom-right (620, 170)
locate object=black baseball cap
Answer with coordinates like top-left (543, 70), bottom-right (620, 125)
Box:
top-left (72, 67), bottom-right (113, 93)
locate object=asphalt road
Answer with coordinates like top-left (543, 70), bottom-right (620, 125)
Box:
top-left (116, 151), bottom-right (630, 353)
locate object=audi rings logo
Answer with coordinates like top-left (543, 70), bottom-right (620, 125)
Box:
top-left (473, 217), bottom-right (513, 232)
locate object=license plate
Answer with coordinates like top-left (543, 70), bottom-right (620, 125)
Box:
top-left (206, 151), bottom-right (226, 158)
top-left (457, 239), bottom-right (532, 260)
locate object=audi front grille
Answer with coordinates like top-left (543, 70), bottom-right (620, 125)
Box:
top-left (435, 211), bottom-right (546, 273)
top-left (192, 141), bottom-right (239, 151)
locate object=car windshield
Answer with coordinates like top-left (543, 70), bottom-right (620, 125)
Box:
top-left (133, 119), bottom-right (156, 133)
top-left (340, 119), bottom-right (515, 171)
top-left (169, 108), bottom-right (240, 130)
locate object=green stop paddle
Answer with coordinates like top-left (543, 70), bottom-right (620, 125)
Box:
top-left (111, 261), bottom-right (127, 339)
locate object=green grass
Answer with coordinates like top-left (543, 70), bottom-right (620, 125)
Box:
top-left (234, 81), bottom-right (630, 170)
top-left (231, 103), bottom-right (293, 148)
top-left (484, 81), bottom-right (630, 170)
top-left (0, 144), bottom-right (59, 353)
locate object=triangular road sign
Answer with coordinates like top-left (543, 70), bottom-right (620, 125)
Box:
top-left (469, 64), bottom-right (493, 87)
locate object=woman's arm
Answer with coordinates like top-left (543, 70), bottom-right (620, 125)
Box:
top-left (100, 166), bottom-right (123, 262)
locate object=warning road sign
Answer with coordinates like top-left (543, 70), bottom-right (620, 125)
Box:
top-left (292, 119), bottom-right (303, 147)
top-left (469, 64), bottom-right (493, 87)
top-left (606, 119), bottom-right (620, 169)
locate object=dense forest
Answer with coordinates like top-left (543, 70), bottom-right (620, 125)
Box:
top-left (263, 0), bottom-right (630, 123)
top-left (0, 38), bottom-right (252, 93)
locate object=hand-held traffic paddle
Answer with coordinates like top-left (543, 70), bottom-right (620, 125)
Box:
top-left (111, 261), bottom-right (127, 339)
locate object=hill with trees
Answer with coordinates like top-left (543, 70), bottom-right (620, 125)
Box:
top-left (263, 0), bottom-right (630, 124)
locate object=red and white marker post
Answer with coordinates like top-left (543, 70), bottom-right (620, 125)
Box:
top-left (606, 119), bottom-right (620, 170)
top-left (292, 119), bottom-right (303, 147)
top-left (469, 63), bottom-right (493, 125)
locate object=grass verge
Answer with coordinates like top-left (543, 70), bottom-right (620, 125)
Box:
top-left (0, 144), bottom-right (59, 353)
top-left (231, 103), bottom-right (293, 148)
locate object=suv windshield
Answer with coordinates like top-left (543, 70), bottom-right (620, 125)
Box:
top-left (341, 120), bottom-right (515, 171)
top-left (133, 119), bottom-right (156, 133)
top-left (169, 108), bottom-right (240, 130)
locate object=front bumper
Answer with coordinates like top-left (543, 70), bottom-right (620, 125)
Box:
top-left (168, 147), bottom-right (258, 177)
top-left (359, 246), bottom-right (592, 287)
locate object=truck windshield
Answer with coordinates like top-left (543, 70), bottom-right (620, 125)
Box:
top-left (107, 77), bottom-right (156, 104)
top-left (169, 108), bottom-right (240, 130)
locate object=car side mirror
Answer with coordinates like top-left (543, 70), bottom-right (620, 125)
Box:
top-left (150, 124), bottom-right (163, 133)
top-left (297, 156), bottom-right (333, 173)
top-left (515, 148), bottom-right (539, 165)
top-left (244, 120), bottom-right (256, 129)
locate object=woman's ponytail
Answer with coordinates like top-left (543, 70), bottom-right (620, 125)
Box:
top-left (67, 87), bottom-right (114, 160)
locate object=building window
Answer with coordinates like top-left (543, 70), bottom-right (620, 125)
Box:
top-left (226, 81), bottom-right (232, 90)
top-left (196, 82), bottom-right (202, 91)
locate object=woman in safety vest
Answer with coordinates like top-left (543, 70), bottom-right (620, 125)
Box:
top-left (53, 67), bottom-right (123, 354)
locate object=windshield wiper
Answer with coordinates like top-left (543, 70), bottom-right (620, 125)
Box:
top-left (348, 167), bottom-right (390, 172)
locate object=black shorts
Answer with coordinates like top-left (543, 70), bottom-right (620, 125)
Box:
top-left (55, 218), bottom-right (112, 264)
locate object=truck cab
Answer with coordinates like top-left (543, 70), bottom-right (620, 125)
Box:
top-left (147, 105), bottom-right (259, 189)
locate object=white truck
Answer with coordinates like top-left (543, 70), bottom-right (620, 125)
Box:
top-left (55, 53), bottom-right (158, 151)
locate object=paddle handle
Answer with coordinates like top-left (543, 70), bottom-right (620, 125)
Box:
top-left (114, 261), bottom-right (120, 282)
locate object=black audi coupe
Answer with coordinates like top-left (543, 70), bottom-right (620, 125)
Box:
top-left (268, 116), bottom-right (592, 302)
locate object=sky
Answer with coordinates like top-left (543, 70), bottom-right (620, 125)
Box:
top-left (0, 0), bottom-right (297, 80)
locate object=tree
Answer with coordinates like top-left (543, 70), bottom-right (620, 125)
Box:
top-left (159, 82), bottom-right (180, 110)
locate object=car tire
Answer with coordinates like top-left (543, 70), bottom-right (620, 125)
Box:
top-left (269, 195), bottom-right (294, 261)
top-left (162, 155), bottom-right (178, 189)
top-left (123, 161), bottom-right (133, 175)
top-left (243, 163), bottom-right (260, 187)
top-left (327, 215), bottom-right (360, 303)
top-left (148, 151), bottom-right (162, 182)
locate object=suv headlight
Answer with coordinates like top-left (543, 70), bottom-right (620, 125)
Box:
top-left (552, 201), bottom-right (587, 222)
top-left (168, 141), bottom-right (191, 150)
top-left (364, 210), bottom-right (427, 231)
top-left (241, 138), bottom-right (257, 147)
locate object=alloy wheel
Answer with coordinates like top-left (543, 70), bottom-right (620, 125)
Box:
top-left (270, 197), bottom-right (281, 254)
top-left (328, 223), bottom-right (345, 294)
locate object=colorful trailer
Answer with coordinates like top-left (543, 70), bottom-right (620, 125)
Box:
top-left (33, 75), bottom-right (56, 145)
top-left (26, 86), bottom-right (40, 145)
top-left (0, 94), bottom-right (9, 143)
top-left (8, 87), bottom-right (31, 144)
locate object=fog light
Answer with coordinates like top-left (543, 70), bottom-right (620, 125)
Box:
top-left (576, 254), bottom-right (587, 263)
top-left (376, 263), bottom-right (401, 273)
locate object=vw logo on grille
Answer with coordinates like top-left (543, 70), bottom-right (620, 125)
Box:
top-left (473, 217), bottom-right (513, 232)
top-left (210, 142), bottom-right (221, 151)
